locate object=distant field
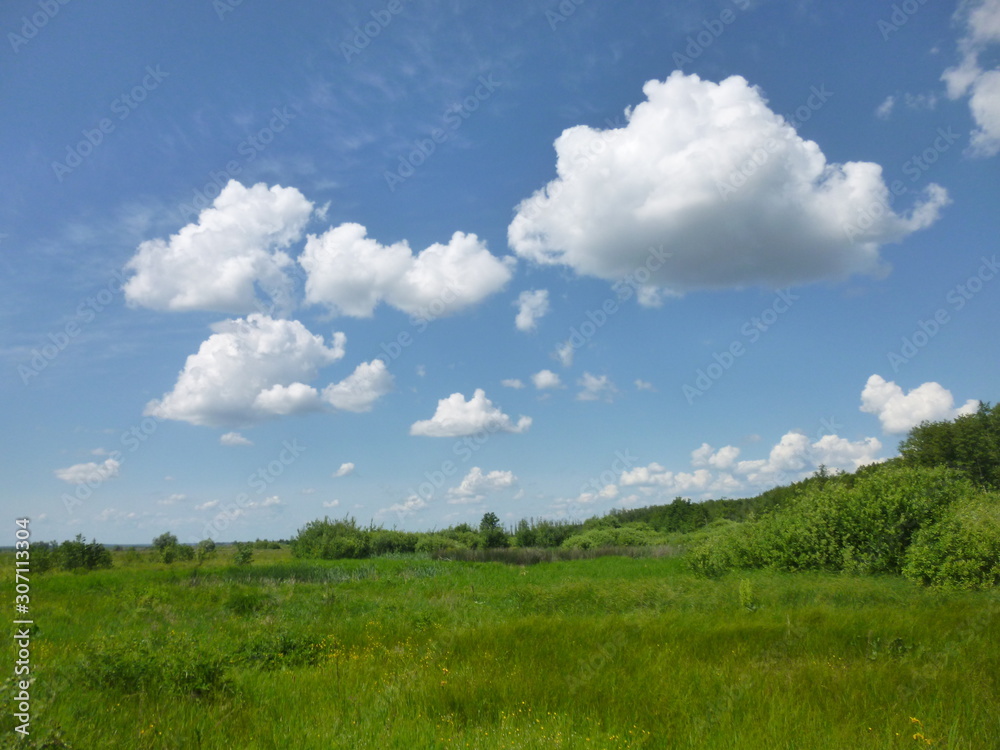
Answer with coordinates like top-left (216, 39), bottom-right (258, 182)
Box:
top-left (4, 548), bottom-right (999, 749)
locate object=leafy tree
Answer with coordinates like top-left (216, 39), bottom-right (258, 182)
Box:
top-left (899, 402), bottom-right (1000, 489)
top-left (152, 532), bottom-right (179, 551)
top-left (57, 535), bottom-right (112, 571)
top-left (232, 542), bottom-right (254, 566)
top-left (479, 512), bottom-right (509, 549)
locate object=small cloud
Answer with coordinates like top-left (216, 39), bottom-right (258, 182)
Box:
top-left (410, 389), bottom-right (531, 438)
top-left (416, 365), bottom-right (426, 377)
top-left (195, 499), bottom-right (220, 511)
top-left (54, 458), bottom-right (120, 485)
top-left (531, 369), bottom-right (562, 390)
top-left (501, 378), bottom-right (525, 389)
top-left (554, 341), bottom-right (574, 368)
top-left (577, 373), bottom-right (617, 402)
top-left (301, 488), bottom-right (317, 495)
top-left (333, 462), bottom-right (355, 478)
top-left (634, 379), bottom-right (655, 392)
top-left (514, 289), bottom-right (550, 332)
top-left (323, 499), bottom-right (341, 508)
top-left (876, 94), bottom-right (896, 120)
top-left (220, 431), bottom-right (253, 447)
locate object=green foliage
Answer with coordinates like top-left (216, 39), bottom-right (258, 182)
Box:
top-left (899, 402), bottom-right (1000, 490)
top-left (479, 512), bottom-right (510, 548)
top-left (83, 633), bottom-right (229, 697)
top-left (232, 542), bottom-right (254, 566)
top-left (903, 490), bottom-right (1000, 589)
top-left (415, 534), bottom-right (469, 553)
top-left (152, 532), bottom-right (178, 551)
top-left (561, 523), bottom-right (667, 550)
top-left (57, 535), bottom-right (113, 571)
top-left (688, 465), bottom-right (977, 579)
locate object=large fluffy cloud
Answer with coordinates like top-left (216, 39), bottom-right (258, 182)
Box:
top-left (145, 314), bottom-right (391, 427)
top-left (509, 72), bottom-right (949, 297)
top-left (410, 389), bottom-right (532, 437)
top-left (860, 375), bottom-right (979, 434)
top-left (124, 181), bottom-right (314, 313)
top-left (300, 223), bottom-right (514, 318)
top-left (943, 0), bottom-right (1000, 156)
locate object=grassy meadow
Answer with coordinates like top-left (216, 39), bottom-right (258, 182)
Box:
top-left (5, 546), bottom-right (999, 749)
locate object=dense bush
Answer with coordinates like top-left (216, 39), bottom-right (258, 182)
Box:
top-left (687, 465), bottom-right (979, 580)
top-left (899, 402), bottom-right (999, 490)
top-left (561, 523), bottom-right (667, 550)
top-left (903, 491), bottom-right (1000, 589)
top-left (57, 535), bottom-right (113, 571)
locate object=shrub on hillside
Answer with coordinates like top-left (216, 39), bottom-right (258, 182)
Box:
top-left (561, 523), bottom-right (666, 550)
top-left (687, 465), bottom-right (977, 577)
top-left (903, 491), bottom-right (1000, 589)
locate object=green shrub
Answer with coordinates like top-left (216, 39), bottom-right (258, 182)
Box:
top-left (84, 634), bottom-right (229, 696)
top-left (232, 542), bottom-right (254, 566)
top-left (903, 491), bottom-right (1000, 589)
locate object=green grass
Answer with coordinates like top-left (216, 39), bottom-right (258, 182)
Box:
top-left (5, 549), bottom-right (999, 749)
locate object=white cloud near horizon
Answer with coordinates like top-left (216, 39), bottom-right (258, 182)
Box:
top-left (447, 467), bottom-right (518, 504)
top-left (300, 223), bottom-right (513, 318)
top-left (123, 181), bottom-right (314, 314)
top-left (509, 71), bottom-right (949, 296)
top-left (410, 389), bottom-right (532, 437)
top-left (220, 431), bottom-right (253, 446)
top-left (860, 374), bottom-right (979, 434)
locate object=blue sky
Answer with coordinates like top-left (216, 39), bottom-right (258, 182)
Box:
top-left (2, 0), bottom-right (998, 544)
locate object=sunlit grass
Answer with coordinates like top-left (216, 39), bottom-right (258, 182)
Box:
top-left (3, 550), bottom-right (998, 749)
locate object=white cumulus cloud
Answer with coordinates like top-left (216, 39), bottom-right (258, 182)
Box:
top-left (123, 181), bottom-right (314, 314)
top-left (145, 313), bottom-right (389, 427)
top-left (514, 289), bottom-right (550, 332)
top-left (509, 72), bottom-right (949, 297)
top-left (54, 458), bottom-right (120, 485)
top-left (410, 389), bottom-right (532, 438)
top-left (860, 375), bottom-right (979, 434)
top-left (300, 223), bottom-right (513, 318)
top-left (501, 378), bottom-right (525, 389)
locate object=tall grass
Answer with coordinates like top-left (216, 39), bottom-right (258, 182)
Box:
top-left (4, 549), bottom-right (998, 749)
